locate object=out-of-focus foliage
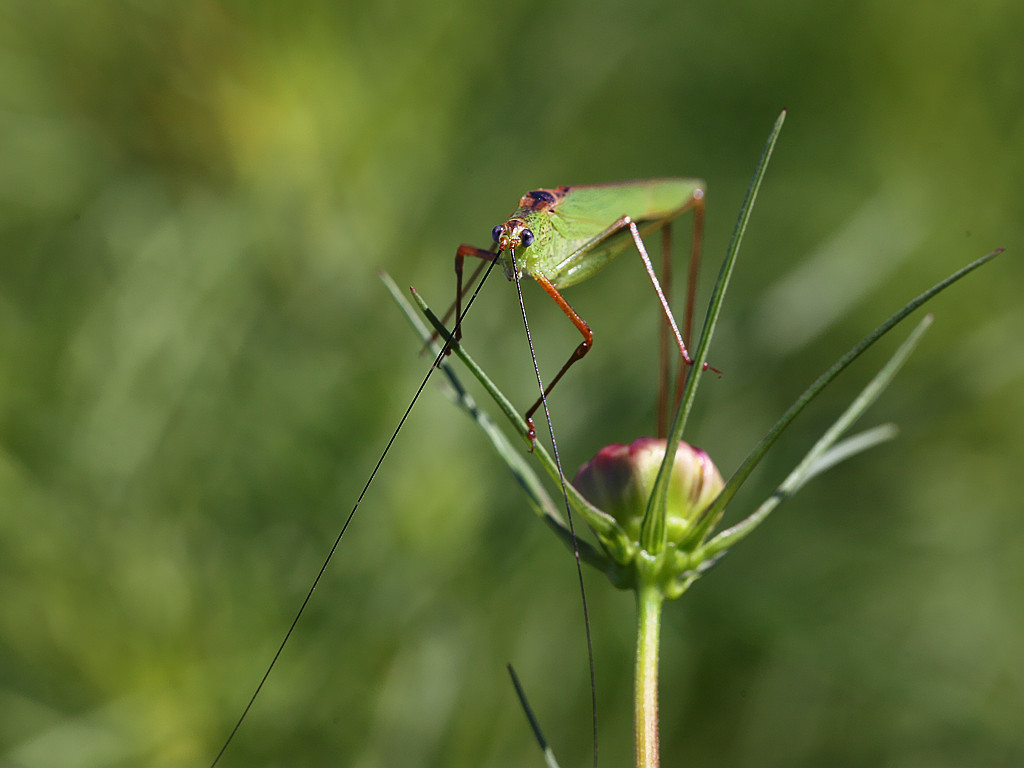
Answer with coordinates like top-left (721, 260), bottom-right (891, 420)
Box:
top-left (1, 1), bottom-right (1021, 766)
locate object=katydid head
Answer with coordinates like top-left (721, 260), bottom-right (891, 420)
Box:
top-left (492, 216), bottom-right (536, 280)
top-left (489, 186), bottom-right (569, 281)
top-left (491, 217), bottom-right (534, 252)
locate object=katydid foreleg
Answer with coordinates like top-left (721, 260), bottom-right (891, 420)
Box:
top-left (453, 245), bottom-right (498, 345)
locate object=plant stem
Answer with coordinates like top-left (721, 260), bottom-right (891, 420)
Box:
top-left (635, 582), bottom-right (664, 768)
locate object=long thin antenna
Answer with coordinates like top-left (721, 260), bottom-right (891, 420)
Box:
top-left (208, 257), bottom-right (501, 767)
top-left (511, 252), bottom-right (599, 768)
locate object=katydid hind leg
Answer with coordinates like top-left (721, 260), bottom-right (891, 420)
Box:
top-left (677, 195), bottom-right (705, 408)
top-left (628, 193), bottom-right (708, 436)
top-left (658, 223), bottom-right (673, 438)
top-left (629, 219), bottom-right (693, 370)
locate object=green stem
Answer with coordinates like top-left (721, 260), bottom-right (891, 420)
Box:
top-left (635, 582), bottom-right (664, 768)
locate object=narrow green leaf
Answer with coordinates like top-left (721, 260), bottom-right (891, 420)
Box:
top-left (641, 109), bottom-right (787, 555)
top-left (802, 423), bottom-right (899, 482)
top-left (700, 314), bottom-right (932, 558)
top-left (399, 281), bottom-right (627, 564)
top-left (507, 665), bottom-right (563, 768)
top-left (381, 271), bottom-right (566, 523)
top-left (699, 247), bottom-right (1001, 532)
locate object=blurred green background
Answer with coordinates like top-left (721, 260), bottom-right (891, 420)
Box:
top-left (2, 0), bottom-right (1022, 766)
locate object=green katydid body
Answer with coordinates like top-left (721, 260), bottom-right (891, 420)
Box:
top-left (493, 178), bottom-right (705, 289)
top-left (454, 177), bottom-right (707, 438)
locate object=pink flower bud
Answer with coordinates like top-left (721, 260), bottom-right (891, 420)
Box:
top-left (573, 438), bottom-right (724, 546)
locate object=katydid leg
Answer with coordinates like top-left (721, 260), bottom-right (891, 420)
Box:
top-left (628, 219), bottom-right (689, 365)
top-left (654, 191), bottom-right (706, 435)
top-left (627, 218), bottom-right (716, 374)
top-left (523, 273), bottom-right (593, 441)
top-left (437, 245), bottom-right (496, 352)
top-left (658, 223), bottom-right (674, 438)
top-left (677, 195), bottom-right (705, 410)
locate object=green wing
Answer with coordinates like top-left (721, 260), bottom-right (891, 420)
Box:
top-left (541, 179), bottom-right (703, 289)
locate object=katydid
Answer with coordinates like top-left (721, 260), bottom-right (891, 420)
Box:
top-left (210, 178), bottom-right (710, 767)
top-left (450, 178), bottom-right (709, 440)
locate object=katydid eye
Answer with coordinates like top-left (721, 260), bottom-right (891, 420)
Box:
top-left (491, 225), bottom-right (503, 242)
top-left (520, 228), bottom-right (535, 247)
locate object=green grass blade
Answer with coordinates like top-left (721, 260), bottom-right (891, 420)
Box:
top-left (381, 271), bottom-right (563, 525)
top-left (640, 109), bottom-right (787, 555)
top-left (507, 665), bottom-right (563, 768)
top-left (699, 314), bottom-right (931, 558)
top-left (801, 423), bottom-right (899, 482)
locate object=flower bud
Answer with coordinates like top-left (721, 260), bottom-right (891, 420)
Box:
top-left (573, 438), bottom-right (724, 546)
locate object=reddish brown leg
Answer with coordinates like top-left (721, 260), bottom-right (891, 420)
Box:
top-left (658, 224), bottom-right (673, 438)
top-left (675, 197), bottom-right (704, 410)
top-left (438, 245), bottom-right (496, 352)
top-left (523, 273), bottom-right (593, 442)
top-left (648, 194), bottom-right (706, 437)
